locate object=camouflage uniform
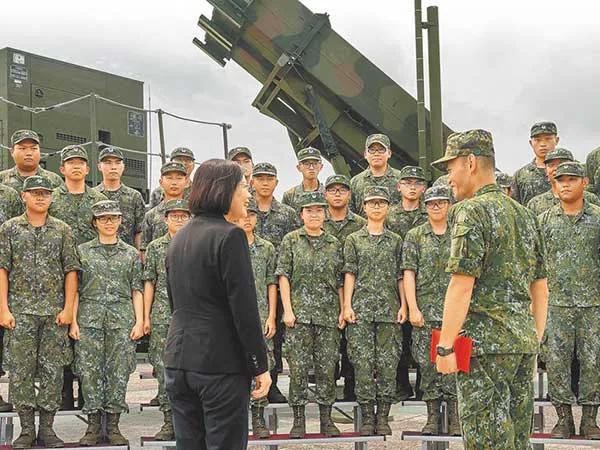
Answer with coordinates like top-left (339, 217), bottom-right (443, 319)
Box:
top-left (402, 222), bottom-right (455, 401)
top-left (432, 129), bottom-right (546, 450)
top-left (350, 166), bottom-right (402, 215)
top-left (254, 198), bottom-right (300, 250)
top-left (586, 146), bottom-right (600, 196)
top-left (386, 202), bottom-right (428, 238)
top-left (511, 161), bottom-right (551, 206)
top-left (75, 236), bottom-right (142, 414)
top-left (0, 209), bottom-right (80, 413)
top-left (282, 181), bottom-right (326, 213)
top-left (323, 210), bottom-right (366, 243)
top-left (276, 227), bottom-right (343, 407)
top-left (528, 189), bottom-right (600, 216)
top-left (148, 184), bottom-right (191, 210)
top-left (0, 184), bottom-right (22, 225)
top-left (343, 226), bottom-right (403, 404)
top-left (0, 167), bottom-right (64, 194)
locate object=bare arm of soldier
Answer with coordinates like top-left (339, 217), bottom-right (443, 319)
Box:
top-left (69, 293), bottom-right (80, 340)
top-left (134, 233), bottom-right (142, 253)
top-left (278, 276), bottom-right (296, 328)
top-left (337, 287), bottom-right (345, 330)
top-left (143, 280), bottom-right (155, 335)
top-left (0, 269), bottom-right (15, 330)
top-left (403, 270), bottom-right (424, 327)
top-left (529, 278), bottom-right (548, 342)
top-left (265, 284), bottom-right (277, 339)
top-left (397, 280), bottom-right (408, 324)
top-left (130, 289), bottom-right (144, 340)
top-left (343, 273), bottom-right (356, 323)
top-left (57, 271), bottom-right (77, 326)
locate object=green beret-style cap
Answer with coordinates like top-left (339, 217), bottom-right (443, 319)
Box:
top-left (299, 192), bottom-right (327, 209)
top-left (170, 147), bottom-right (195, 161)
top-left (325, 174), bottom-right (351, 189)
top-left (61, 145), bottom-right (88, 164)
top-left (399, 165), bottom-right (426, 181)
top-left (98, 146), bottom-right (124, 161)
top-left (365, 133), bottom-right (390, 150)
top-left (555, 162), bottom-right (585, 179)
top-left (164, 199), bottom-right (190, 215)
top-left (91, 200), bottom-right (122, 217)
top-left (228, 146), bottom-right (253, 160)
top-left (363, 186), bottom-right (390, 203)
top-left (11, 129), bottom-right (40, 146)
top-left (424, 185), bottom-right (451, 202)
top-left (544, 147), bottom-right (573, 163)
top-left (160, 162), bottom-right (187, 176)
top-left (252, 162), bottom-right (277, 177)
top-left (297, 147), bottom-right (322, 162)
top-left (530, 121), bottom-right (557, 138)
top-left (22, 176), bottom-right (52, 192)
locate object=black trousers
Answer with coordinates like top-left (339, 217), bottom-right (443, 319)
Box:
top-left (165, 368), bottom-right (251, 450)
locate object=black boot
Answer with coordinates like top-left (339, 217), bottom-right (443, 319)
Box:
top-left (149, 394), bottom-right (160, 407)
top-left (37, 410), bottom-right (64, 448)
top-left (251, 406), bottom-right (270, 439)
top-left (267, 370), bottom-right (287, 403)
top-left (79, 413), bottom-right (102, 446)
top-left (342, 374), bottom-right (356, 401)
top-left (359, 402), bottom-right (375, 436)
top-left (13, 408), bottom-right (35, 449)
top-left (0, 395), bottom-right (12, 412)
top-left (551, 404), bottom-right (574, 439)
top-left (581, 405), bottom-right (600, 440)
top-left (289, 406), bottom-right (306, 439)
top-left (77, 379), bottom-right (84, 410)
top-left (446, 400), bottom-right (461, 436)
top-left (375, 401), bottom-right (392, 435)
top-left (319, 405), bottom-right (340, 437)
top-left (395, 364), bottom-right (414, 401)
top-left (106, 413), bottom-right (129, 445)
top-left (421, 400), bottom-right (440, 435)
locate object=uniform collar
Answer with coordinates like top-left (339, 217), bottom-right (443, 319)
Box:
top-left (366, 165), bottom-right (394, 180)
top-left (15, 213), bottom-right (56, 228)
top-left (357, 225), bottom-right (394, 239)
top-left (88, 237), bottom-right (128, 250)
top-left (473, 183), bottom-right (502, 197)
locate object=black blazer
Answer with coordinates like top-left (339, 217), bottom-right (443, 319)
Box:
top-left (164, 212), bottom-right (268, 377)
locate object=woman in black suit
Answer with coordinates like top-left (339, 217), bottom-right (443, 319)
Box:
top-left (164, 159), bottom-right (271, 450)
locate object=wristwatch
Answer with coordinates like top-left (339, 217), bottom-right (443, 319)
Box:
top-left (436, 345), bottom-right (454, 357)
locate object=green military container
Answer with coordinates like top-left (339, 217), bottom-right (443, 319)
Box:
top-left (194, 0), bottom-right (453, 176)
top-left (0, 47), bottom-right (148, 197)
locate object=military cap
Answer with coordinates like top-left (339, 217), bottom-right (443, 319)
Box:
top-left (170, 147), bottom-right (195, 161)
top-left (11, 129), bottom-right (40, 146)
top-left (495, 172), bottom-right (513, 188)
top-left (325, 174), bottom-right (351, 189)
top-left (160, 161), bottom-right (187, 176)
top-left (297, 147), bottom-right (322, 162)
top-left (554, 161), bottom-right (585, 179)
top-left (363, 186), bottom-right (390, 203)
top-left (246, 197), bottom-right (259, 214)
top-left (253, 162), bottom-right (277, 177)
top-left (365, 133), bottom-right (390, 150)
top-left (431, 129), bottom-right (494, 171)
top-left (98, 146), bottom-right (124, 161)
top-left (424, 185), bottom-right (451, 203)
top-left (164, 199), bottom-right (190, 215)
top-left (530, 121), bottom-right (557, 138)
top-left (91, 200), bottom-right (122, 217)
top-left (227, 146), bottom-right (253, 160)
top-left (544, 147), bottom-right (574, 163)
top-left (299, 192), bottom-right (327, 209)
top-left (22, 176), bottom-right (52, 192)
top-left (399, 165), bottom-right (426, 181)
top-left (61, 145), bottom-right (88, 163)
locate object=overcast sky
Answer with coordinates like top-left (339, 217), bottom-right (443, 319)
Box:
top-left (3, 0), bottom-right (600, 194)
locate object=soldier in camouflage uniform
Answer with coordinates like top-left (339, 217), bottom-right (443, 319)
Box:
top-left (148, 147), bottom-right (194, 208)
top-left (323, 174), bottom-right (366, 401)
top-left (538, 162), bottom-right (600, 439)
top-left (143, 199), bottom-right (190, 441)
top-left (528, 148), bottom-right (600, 216)
top-left (0, 176), bottom-right (80, 448)
top-left (350, 134), bottom-right (403, 215)
top-left (402, 186), bottom-right (460, 436)
top-left (236, 198), bottom-right (277, 438)
top-left (343, 186), bottom-right (406, 436)
top-left (496, 172), bottom-right (513, 196)
top-left (386, 165), bottom-right (428, 238)
top-left (0, 130), bottom-right (64, 193)
top-left (276, 192), bottom-right (344, 438)
top-left (228, 146), bottom-right (254, 186)
top-left (252, 162), bottom-right (300, 402)
top-left (141, 162), bottom-right (187, 252)
top-left (95, 146), bottom-right (146, 248)
top-left (432, 129), bottom-right (548, 450)
top-left (585, 145), bottom-right (600, 196)
top-left (282, 147), bottom-right (326, 212)
top-left (511, 121), bottom-right (558, 205)
top-left (71, 200), bottom-right (144, 446)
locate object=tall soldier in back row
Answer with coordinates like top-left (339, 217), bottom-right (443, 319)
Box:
top-left (433, 129), bottom-right (548, 450)
top-left (282, 147), bottom-right (325, 213)
top-left (148, 147), bottom-right (195, 208)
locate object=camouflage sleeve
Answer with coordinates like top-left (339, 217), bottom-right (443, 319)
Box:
top-left (142, 243), bottom-right (158, 282)
top-left (8, 189), bottom-right (23, 218)
top-left (0, 224), bottom-right (12, 271)
top-left (401, 228), bottom-right (419, 272)
top-left (140, 211), bottom-right (152, 251)
top-left (342, 235), bottom-right (358, 275)
top-left (134, 192), bottom-right (146, 234)
top-left (266, 242), bottom-right (278, 286)
top-left (274, 234), bottom-right (294, 279)
top-left (334, 241), bottom-right (344, 289)
top-left (281, 189), bottom-right (292, 208)
top-left (349, 179), bottom-right (359, 214)
top-left (130, 251), bottom-right (144, 293)
top-left (587, 191), bottom-right (600, 207)
top-left (446, 206), bottom-right (485, 278)
top-left (395, 236), bottom-right (404, 280)
top-left (510, 170), bottom-right (521, 203)
top-left (61, 225), bottom-right (81, 273)
top-left (532, 216), bottom-right (547, 281)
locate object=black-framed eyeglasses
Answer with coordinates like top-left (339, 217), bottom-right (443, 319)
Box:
top-left (326, 187), bottom-right (349, 195)
top-left (367, 148), bottom-right (387, 155)
top-left (365, 200), bottom-right (389, 208)
top-left (425, 200), bottom-right (449, 210)
top-left (300, 161), bottom-right (321, 168)
top-left (96, 216), bottom-right (121, 224)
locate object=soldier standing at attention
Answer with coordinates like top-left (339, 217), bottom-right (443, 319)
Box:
top-left (252, 162), bottom-right (299, 403)
top-left (387, 165), bottom-right (428, 238)
top-left (95, 146), bottom-right (146, 249)
top-left (228, 146), bottom-right (254, 186)
top-left (495, 172), bottom-right (513, 196)
top-left (350, 134), bottom-right (402, 215)
top-left (141, 162), bottom-right (188, 253)
top-left (143, 199), bottom-right (191, 441)
top-left (70, 200), bottom-right (144, 446)
top-left (511, 121), bottom-right (558, 205)
top-left (0, 130), bottom-right (64, 193)
top-left (236, 198), bottom-right (278, 439)
top-left (402, 185), bottom-right (460, 436)
top-left (538, 162), bottom-right (600, 439)
top-left (148, 147), bottom-right (195, 208)
top-left (343, 186), bottom-right (407, 436)
top-left (282, 147), bottom-right (325, 212)
top-left (0, 176), bottom-right (80, 448)
top-left (433, 129), bottom-right (548, 450)
top-left (277, 192), bottom-right (344, 439)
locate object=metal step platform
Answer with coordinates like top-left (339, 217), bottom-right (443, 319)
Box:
top-left (0, 444), bottom-right (128, 450)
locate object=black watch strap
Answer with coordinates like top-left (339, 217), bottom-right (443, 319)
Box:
top-left (436, 345), bottom-right (454, 357)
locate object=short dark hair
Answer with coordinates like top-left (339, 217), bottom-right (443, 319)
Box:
top-left (188, 159), bottom-right (243, 216)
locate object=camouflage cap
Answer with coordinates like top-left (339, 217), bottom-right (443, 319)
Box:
top-left (365, 133), bottom-right (390, 150)
top-left (252, 162), bottom-right (277, 177)
top-left (399, 165), bottom-right (426, 181)
top-left (431, 129), bottom-right (494, 171)
top-left (246, 197), bottom-right (259, 214)
top-left (91, 200), bottom-right (122, 217)
top-left (363, 186), bottom-right (390, 203)
top-left (297, 147), bottom-right (322, 162)
top-left (164, 199), bottom-right (190, 215)
top-left (98, 146), bottom-right (124, 161)
top-left (530, 121), bottom-right (557, 138)
top-left (299, 192), bottom-right (327, 209)
top-left (424, 185), bottom-right (451, 202)
top-left (544, 147), bottom-right (574, 163)
top-left (61, 145), bottom-right (88, 163)
top-left (160, 162), bottom-right (187, 176)
top-left (11, 129), bottom-right (40, 146)
top-left (325, 174), bottom-right (351, 189)
top-left (170, 147), bottom-right (195, 161)
top-left (22, 176), bottom-right (53, 192)
top-left (227, 146), bottom-right (253, 160)
top-left (495, 172), bottom-right (513, 188)
top-left (554, 161), bottom-right (585, 179)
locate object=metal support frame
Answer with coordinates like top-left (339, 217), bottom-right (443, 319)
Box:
top-left (157, 109), bottom-right (167, 164)
top-left (89, 93), bottom-right (99, 186)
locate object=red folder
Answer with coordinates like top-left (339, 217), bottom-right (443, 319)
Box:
top-left (430, 329), bottom-right (473, 373)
